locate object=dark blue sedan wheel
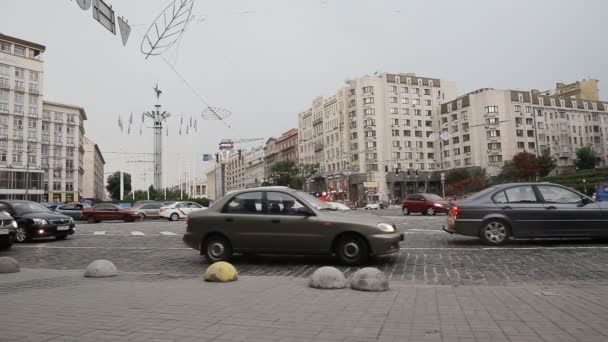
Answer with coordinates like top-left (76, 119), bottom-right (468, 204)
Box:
top-left (480, 220), bottom-right (510, 245)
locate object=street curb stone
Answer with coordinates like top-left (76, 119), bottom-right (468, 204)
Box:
top-left (0, 257), bottom-right (20, 274)
top-left (309, 266), bottom-right (347, 289)
top-left (350, 267), bottom-right (389, 292)
top-left (84, 259), bottom-right (117, 278)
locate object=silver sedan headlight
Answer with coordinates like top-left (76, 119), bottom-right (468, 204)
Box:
top-left (33, 218), bottom-right (48, 225)
top-left (11, 220), bottom-right (17, 228)
top-left (377, 223), bottom-right (395, 233)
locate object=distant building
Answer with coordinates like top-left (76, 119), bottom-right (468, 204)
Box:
top-left (440, 88), bottom-right (608, 175)
top-left (188, 179), bottom-right (207, 199)
top-left (244, 146), bottom-right (264, 188)
top-left (555, 79), bottom-right (599, 101)
top-left (82, 137), bottom-right (105, 200)
top-left (263, 137), bottom-right (279, 179)
top-left (277, 128), bottom-right (298, 165)
top-left (298, 72), bottom-right (457, 203)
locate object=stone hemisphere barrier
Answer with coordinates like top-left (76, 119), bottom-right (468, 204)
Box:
top-left (204, 261), bottom-right (238, 282)
top-left (350, 267), bottom-right (389, 292)
top-left (0, 257), bottom-right (20, 274)
top-left (84, 260), bottom-right (117, 278)
top-left (309, 266), bottom-right (347, 289)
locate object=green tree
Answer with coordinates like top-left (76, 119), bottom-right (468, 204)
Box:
top-left (106, 171), bottom-right (131, 201)
top-left (512, 151), bottom-right (539, 180)
top-left (575, 146), bottom-right (598, 170)
top-left (270, 160), bottom-right (299, 187)
top-left (300, 163), bottom-right (320, 178)
top-left (538, 149), bottom-right (557, 177)
top-left (497, 160), bottom-right (516, 182)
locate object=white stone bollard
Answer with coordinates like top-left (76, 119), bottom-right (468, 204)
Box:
top-left (309, 266), bottom-right (347, 289)
top-left (84, 260), bottom-right (117, 278)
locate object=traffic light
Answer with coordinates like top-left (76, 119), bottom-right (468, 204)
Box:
top-left (395, 168), bottom-right (399, 176)
top-left (215, 153), bottom-right (219, 163)
top-left (385, 165), bottom-right (389, 173)
top-left (415, 170), bottom-right (419, 176)
top-left (238, 149), bottom-right (242, 159)
top-left (407, 169), bottom-right (411, 176)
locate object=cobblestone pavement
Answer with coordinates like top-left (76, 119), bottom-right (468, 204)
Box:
top-left (1, 269), bottom-right (608, 342)
top-left (1, 209), bottom-right (608, 286)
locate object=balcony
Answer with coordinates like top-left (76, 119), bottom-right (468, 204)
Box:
top-left (28, 88), bottom-right (39, 95)
top-left (314, 142), bottom-right (324, 152)
top-left (313, 117), bottom-right (322, 125)
top-left (14, 85), bottom-right (25, 93)
top-left (0, 82), bottom-right (9, 90)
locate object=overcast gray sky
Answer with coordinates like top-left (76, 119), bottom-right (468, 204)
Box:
top-left (3, 0), bottom-right (607, 190)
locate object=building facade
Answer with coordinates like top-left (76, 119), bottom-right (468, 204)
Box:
top-left (440, 88), bottom-right (608, 176)
top-left (82, 137), bottom-right (105, 200)
top-left (0, 34), bottom-right (90, 203)
top-left (263, 137), bottom-right (279, 179)
top-left (41, 101), bottom-right (86, 202)
top-left (298, 73), bottom-right (457, 203)
top-left (277, 128), bottom-right (298, 165)
top-left (224, 150), bottom-right (245, 193)
top-left (244, 146), bottom-right (265, 188)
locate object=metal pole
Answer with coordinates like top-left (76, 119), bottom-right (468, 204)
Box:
top-left (120, 170), bottom-right (124, 201)
top-left (25, 149), bottom-right (30, 200)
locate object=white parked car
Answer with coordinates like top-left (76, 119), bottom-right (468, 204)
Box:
top-left (328, 202), bottom-right (351, 211)
top-left (159, 201), bottom-right (207, 221)
top-left (364, 202), bottom-right (380, 210)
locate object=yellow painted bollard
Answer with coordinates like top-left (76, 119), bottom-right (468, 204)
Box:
top-left (203, 261), bottom-right (238, 282)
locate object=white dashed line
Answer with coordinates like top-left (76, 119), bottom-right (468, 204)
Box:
top-left (160, 231), bottom-right (178, 236)
top-left (130, 231), bottom-right (145, 236)
top-left (93, 231), bottom-right (106, 235)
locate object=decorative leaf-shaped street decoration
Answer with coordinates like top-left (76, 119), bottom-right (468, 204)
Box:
top-left (141, 0), bottom-right (195, 59)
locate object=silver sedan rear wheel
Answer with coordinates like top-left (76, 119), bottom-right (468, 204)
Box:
top-left (15, 227), bottom-right (28, 243)
top-left (480, 220), bottom-right (510, 245)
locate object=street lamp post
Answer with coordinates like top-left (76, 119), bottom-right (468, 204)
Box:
top-left (583, 179), bottom-right (587, 194)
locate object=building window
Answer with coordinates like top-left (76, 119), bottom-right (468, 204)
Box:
top-left (392, 140), bottom-right (400, 147)
top-left (485, 106), bottom-right (498, 113)
top-left (365, 130), bottom-right (376, 137)
top-left (424, 89), bottom-right (431, 96)
top-left (14, 45), bottom-right (26, 56)
top-left (517, 142), bottom-right (525, 149)
top-left (390, 97), bottom-right (397, 103)
top-left (525, 106), bottom-right (532, 113)
top-left (364, 108), bottom-right (375, 115)
top-left (402, 108), bottom-right (410, 115)
top-left (427, 142), bottom-right (434, 148)
top-left (390, 108), bottom-right (399, 114)
top-left (362, 86), bottom-right (373, 94)
top-left (0, 64), bottom-right (9, 75)
top-left (462, 134), bottom-right (470, 142)
top-left (463, 146), bottom-right (471, 153)
top-left (488, 142), bottom-right (501, 150)
top-left (425, 99), bottom-right (432, 106)
top-left (514, 105), bottom-right (521, 112)
top-left (527, 130), bottom-right (534, 137)
top-left (516, 129), bottom-right (524, 137)
top-left (489, 155), bottom-right (503, 163)
top-left (453, 148), bottom-right (461, 156)
top-left (403, 130), bottom-right (411, 137)
top-left (401, 87), bottom-right (408, 93)
top-left (486, 118), bottom-right (498, 125)
top-left (464, 158), bottom-right (471, 166)
top-left (526, 118), bottom-right (533, 125)
top-left (401, 98), bottom-right (409, 104)
top-left (412, 99), bottom-right (421, 105)
top-left (528, 142), bottom-right (535, 149)
top-left (452, 137), bottom-right (460, 144)
top-left (392, 129), bottom-right (399, 136)
top-left (15, 67), bottom-right (25, 78)
top-left (487, 130), bottom-right (500, 137)
top-left (363, 97), bottom-right (374, 104)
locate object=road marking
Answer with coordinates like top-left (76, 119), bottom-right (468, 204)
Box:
top-left (93, 231), bottom-right (106, 235)
top-left (130, 231), bottom-right (145, 236)
top-left (14, 245), bottom-right (190, 250)
top-left (399, 246), bottom-right (608, 251)
top-left (160, 231), bottom-right (178, 236)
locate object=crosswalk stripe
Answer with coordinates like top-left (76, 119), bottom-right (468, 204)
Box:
top-left (160, 231), bottom-right (178, 236)
top-left (131, 231), bottom-right (145, 236)
top-left (93, 231), bottom-right (106, 235)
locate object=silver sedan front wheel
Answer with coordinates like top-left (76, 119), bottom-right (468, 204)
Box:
top-left (480, 220), bottom-right (510, 245)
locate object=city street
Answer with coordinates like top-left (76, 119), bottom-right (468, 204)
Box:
top-left (3, 208), bottom-right (608, 286)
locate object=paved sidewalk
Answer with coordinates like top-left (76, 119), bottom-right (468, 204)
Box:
top-left (1, 269), bottom-right (608, 342)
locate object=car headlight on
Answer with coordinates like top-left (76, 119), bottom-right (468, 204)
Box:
top-left (434, 203), bottom-right (443, 207)
top-left (11, 220), bottom-right (17, 228)
top-left (377, 223), bottom-right (395, 233)
top-left (33, 218), bottom-right (48, 225)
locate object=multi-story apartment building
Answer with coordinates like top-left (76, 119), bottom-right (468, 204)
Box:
top-left (299, 73), bottom-right (457, 203)
top-left (277, 128), bottom-right (298, 165)
top-left (0, 34), bottom-right (89, 202)
top-left (41, 101), bottom-right (86, 202)
top-left (244, 146), bottom-right (264, 188)
top-left (224, 150), bottom-right (245, 192)
top-left (440, 88), bottom-right (608, 176)
top-left (263, 137), bottom-right (279, 178)
top-left (83, 137), bottom-right (105, 200)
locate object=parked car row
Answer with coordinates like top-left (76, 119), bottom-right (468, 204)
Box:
top-left (0, 200), bottom-right (76, 249)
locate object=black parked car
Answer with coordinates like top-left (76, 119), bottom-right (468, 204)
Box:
top-left (444, 182), bottom-right (607, 245)
top-left (54, 203), bottom-right (88, 220)
top-left (0, 200), bottom-right (75, 242)
top-left (0, 211), bottom-right (17, 250)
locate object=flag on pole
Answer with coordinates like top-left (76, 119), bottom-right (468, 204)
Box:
top-left (202, 154), bottom-right (212, 162)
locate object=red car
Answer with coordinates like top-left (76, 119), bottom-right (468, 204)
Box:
top-left (82, 203), bottom-right (143, 223)
top-left (402, 193), bottom-right (451, 216)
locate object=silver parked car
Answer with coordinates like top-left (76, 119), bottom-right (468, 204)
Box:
top-left (444, 182), bottom-right (607, 245)
top-left (131, 202), bottom-right (163, 219)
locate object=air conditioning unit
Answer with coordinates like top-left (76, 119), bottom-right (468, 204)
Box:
top-left (466, 152), bottom-right (471, 155)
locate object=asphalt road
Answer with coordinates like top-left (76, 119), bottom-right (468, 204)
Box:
top-left (3, 208), bottom-right (608, 286)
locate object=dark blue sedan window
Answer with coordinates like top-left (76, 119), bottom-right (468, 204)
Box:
top-left (504, 186), bottom-right (537, 203)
